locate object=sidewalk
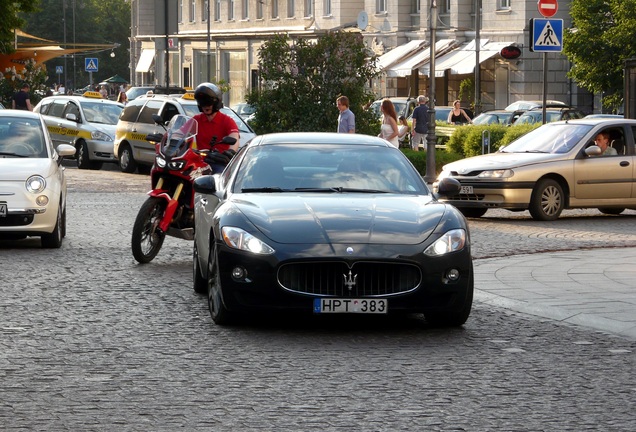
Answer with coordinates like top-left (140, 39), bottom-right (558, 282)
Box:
top-left (473, 247), bottom-right (636, 340)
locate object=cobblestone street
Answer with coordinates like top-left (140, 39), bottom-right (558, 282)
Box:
top-left (1, 167), bottom-right (634, 430)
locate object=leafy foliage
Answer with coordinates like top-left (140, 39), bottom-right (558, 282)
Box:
top-left (246, 32), bottom-right (380, 135)
top-left (0, 59), bottom-right (49, 107)
top-left (445, 123), bottom-right (540, 158)
top-left (564, 0), bottom-right (636, 111)
top-left (0, 0), bottom-right (39, 54)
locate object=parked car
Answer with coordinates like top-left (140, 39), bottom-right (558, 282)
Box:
top-left (33, 91), bottom-right (124, 170)
top-left (231, 102), bottom-right (256, 120)
top-left (192, 132), bottom-right (473, 326)
top-left (472, 109), bottom-right (524, 126)
top-left (514, 107), bottom-right (585, 125)
top-left (0, 111), bottom-right (76, 247)
top-left (125, 85), bottom-right (187, 101)
top-left (505, 100), bottom-right (568, 111)
top-left (114, 93), bottom-right (256, 173)
top-left (368, 97), bottom-right (418, 119)
top-left (585, 114), bottom-right (623, 119)
top-left (435, 118), bottom-right (636, 220)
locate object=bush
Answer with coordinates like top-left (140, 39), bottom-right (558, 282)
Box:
top-left (401, 148), bottom-right (463, 176)
top-left (445, 123), bottom-right (542, 157)
top-left (500, 123), bottom-right (541, 147)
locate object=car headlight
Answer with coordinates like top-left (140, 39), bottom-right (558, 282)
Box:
top-left (424, 229), bottom-right (467, 256)
top-left (91, 130), bottom-right (113, 141)
top-left (477, 169), bottom-right (514, 179)
top-left (221, 226), bottom-right (275, 255)
top-left (26, 175), bottom-right (46, 193)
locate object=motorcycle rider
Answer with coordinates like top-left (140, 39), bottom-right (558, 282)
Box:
top-left (193, 82), bottom-right (240, 172)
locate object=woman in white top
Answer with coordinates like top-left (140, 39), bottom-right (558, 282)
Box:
top-left (377, 98), bottom-right (399, 147)
top-left (397, 115), bottom-right (410, 148)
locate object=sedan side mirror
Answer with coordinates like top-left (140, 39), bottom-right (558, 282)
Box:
top-left (584, 145), bottom-right (602, 157)
top-left (193, 175), bottom-right (217, 194)
top-left (434, 177), bottom-right (461, 196)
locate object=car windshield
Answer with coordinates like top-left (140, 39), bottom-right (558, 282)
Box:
top-left (499, 123), bottom-right (593, 154)
top-left (473, 112), bottom-right (513, 125)
top-left (81, 102), bottom-right (123, 124)
top-left (233, 144), bottom-right (428, 194)
top-left (0, 118), bottom-right (47, 158)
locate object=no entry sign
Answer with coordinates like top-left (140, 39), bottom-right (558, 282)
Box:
top-left (537, 0), bottom-right (558, 18)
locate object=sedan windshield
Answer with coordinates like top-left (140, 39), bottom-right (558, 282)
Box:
top-left (81, 102), bottom-right (123, 125)
top-left (499, 123), bottom-right (593, 154)
top-left (233, 144), bottom-right (428, 194)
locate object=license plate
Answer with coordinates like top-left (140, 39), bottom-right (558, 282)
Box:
top-left (0, 203), bottom-right (6, 217)
top-left (313, 298), bottom-right (387, 314)
top-left (460, 185), bottom-right (473, 194)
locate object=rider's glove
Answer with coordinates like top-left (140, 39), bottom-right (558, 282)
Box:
top-left (204, 150), bottom-right (231, 166)
top-left (222, 149), bottom-right (236, 160)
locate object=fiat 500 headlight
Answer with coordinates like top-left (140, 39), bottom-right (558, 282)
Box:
top-left (26, 175), bottom-right (46, 193)
top-left (424, 229), bottom-right (467, 256)
top-left (222, 226), bottom-right (275, 255)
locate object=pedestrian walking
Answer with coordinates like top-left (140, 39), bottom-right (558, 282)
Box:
top-left (411, 95), bottom-right (429, 151)
top-left (12, 83), bottom-right (33, 111)
top-left (336, 96), bottom-right (355, 133)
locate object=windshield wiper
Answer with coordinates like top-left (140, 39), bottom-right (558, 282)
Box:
top-left (294, 187), bottom-right (388, 193)
top-left (241, 187), bottom-right (286, 193)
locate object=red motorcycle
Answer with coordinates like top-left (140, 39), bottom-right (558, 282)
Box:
top-left (131, 114), bottom-right (234, 263)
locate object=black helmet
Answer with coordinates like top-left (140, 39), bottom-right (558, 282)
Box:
top-left (194, 82), bottom-right (223, 112)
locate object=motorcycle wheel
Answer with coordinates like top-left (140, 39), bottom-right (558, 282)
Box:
top-left (131, 197), bottom-right (167, 263)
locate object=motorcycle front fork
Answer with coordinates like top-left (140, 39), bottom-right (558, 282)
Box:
top-left (156, 177), bottom-right (185, 233)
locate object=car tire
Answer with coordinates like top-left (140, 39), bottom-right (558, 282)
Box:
top-left (424, 266), bottom-right (474, 327)
top-left (193, 241), bottom-right (207, 294)
top-left (529, 178), bottom-right (564, 221)
top-left (598, 207), bottom-right (625, 216)
top-left (119, 143), bottom-right (138, 174)
top-left (207, 244), bottom-right (234, 325)
top-left (77, 140), bottom-right (102, 170)
top-left (458, 207), bottom-right (487, 218)
top-left (41, 205), bottom-right (64, 248)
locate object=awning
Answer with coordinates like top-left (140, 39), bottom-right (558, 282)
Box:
top-left (135, 49), bottom-right (155, 73)
top-left (421, 40), bottom-right (513, 77)
top-left (385, 39), bottom-right (456, 78)
top-left (375, 40), bottom-right (427, 71)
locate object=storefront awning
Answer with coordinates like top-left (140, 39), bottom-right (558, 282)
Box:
top-left (421, 40), bottom-right (513, 77)
top-left (135, 49), bottom-right (155, 73)
top-left (385, 40), bottom-right (456, 78)
top-left (375, 40), bottom-right (428, 71)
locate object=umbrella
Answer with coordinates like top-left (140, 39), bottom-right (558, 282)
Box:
top-left (101, 74), bottom-right (128, 84)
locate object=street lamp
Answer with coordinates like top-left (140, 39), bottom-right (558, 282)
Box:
top-left (425, 0), bottom-right (438, 184)
top-left (207, 0), bottom-right (211, 81)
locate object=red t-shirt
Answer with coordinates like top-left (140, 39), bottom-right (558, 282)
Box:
top-left (193, 111), bottom-right (239, 152)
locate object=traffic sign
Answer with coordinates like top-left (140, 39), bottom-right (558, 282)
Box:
top-left (56, 66), bottom-right (63, 74)
top-left (85, 57), bottom-right (99, 72)
top-left (537, 0), bottom-right (558, 18)
top-left (530, 18), bottom-right (563, 52)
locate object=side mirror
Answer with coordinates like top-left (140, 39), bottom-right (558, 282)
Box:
top-left (151, 113), bottom-right (166, 128)
top-left (65, 113), bottom-right (78, 123)
top-left (434, 177), bottom-right (461, 196)
top-left (584, 145), bottom-right (602, 157)
top-left (193, 175), bottom-right (217, 194)
top-left (221, 136), bottom-right (237, 145)
top-left (145, 133), bottom-right (164, 143)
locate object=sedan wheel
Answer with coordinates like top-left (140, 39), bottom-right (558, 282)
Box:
top-left (598, 207), bottom-right (625, 216)
top-left (207, 245), bottom-right (233, 325)
top-left (119, 144), bottom-right (138, 174)
top-left (529, 178), bottom-right (564, 221)
top-left (458, 207), bottom-right (487, 218)
top-left (77, 141), bottom-right (102, 170)
top-left (193, 242), bottom-right (207, 294)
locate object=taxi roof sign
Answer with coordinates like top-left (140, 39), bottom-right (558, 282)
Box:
top-left (83, 91), bottom-right (105, 99)
top-left (181, 93), bottom-right (195, 100)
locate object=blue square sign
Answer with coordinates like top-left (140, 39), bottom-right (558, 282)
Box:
top-left (530, 18), bottom-right (563, 53)
top-left (85, 57), bottom-right (99, 72)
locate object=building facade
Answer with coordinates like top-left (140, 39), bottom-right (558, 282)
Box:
top-left (129, 0), bottom-right (594, 112)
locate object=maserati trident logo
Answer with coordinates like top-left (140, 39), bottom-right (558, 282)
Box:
top-left (343, 270), bottom-right (358, 291)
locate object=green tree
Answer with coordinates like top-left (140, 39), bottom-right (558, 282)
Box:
top-left (564, 0), bottom-right (636, 111)
top-left (0, 0), bottom-right (40, 54)
top-left (246, 32), bottom-right (379, 135)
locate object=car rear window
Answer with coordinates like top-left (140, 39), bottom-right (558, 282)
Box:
top-left (137, 100), bottom-right (164, 124)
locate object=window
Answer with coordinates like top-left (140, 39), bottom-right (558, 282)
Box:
top-left (287, 0), bottom-right (294, 18)
top-left (304, 0), bottom-right (312, 17)
top-left (178, 0), bottom-right (183, 23)
top-left (203, 0), bottom-right (209, 21)
top-left (272, 0), bottom-right (279, 18)
top-left (257, 0), bottom-right (263, 19)
top-left (190, 0), bottom-right (195, 22)
top-left (242, 0), bottom-right (249, 19)
top-left (215, 0), bottom-right (221, 21)
top-left (229, 0), bottom-right (234, 20)
top-left (498, 0), bottom-right (511, 9)
top-left (323, 0), bottom-right (330, 15)
top-left (411, 0), bottom-right (420, 13)
top-left (376, 0), bottom-right (387, 14)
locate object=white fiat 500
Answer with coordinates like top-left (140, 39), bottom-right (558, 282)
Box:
top-left (0, 111), bottom-right (75, 247)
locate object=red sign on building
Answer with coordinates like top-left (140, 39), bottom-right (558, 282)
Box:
top-left (537, 0), bottom-right (558, 18)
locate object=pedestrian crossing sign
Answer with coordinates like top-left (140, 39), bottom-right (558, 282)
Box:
top-left (85, 57), bottom-right (99, 72)
top-left (530, 18), bottom-right (563, 52)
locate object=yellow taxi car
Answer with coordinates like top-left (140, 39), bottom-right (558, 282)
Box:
top-left (33, 91), bottom-right (124, 170)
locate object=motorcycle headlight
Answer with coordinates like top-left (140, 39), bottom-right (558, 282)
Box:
top-left (26, 175), bottom-right (46, 193)
top-left (155, 155), bottom-right (166, 168)
top-left (222, 226), bottom-right (275, 255)
top-left (91, 130), bottom-right (113, 141)
top-left (477, 169), bottom-right (514, 179)
top-left (424, 229), bottom-right (467, 256)
top-left (168, 160), bottom-right (185, 170)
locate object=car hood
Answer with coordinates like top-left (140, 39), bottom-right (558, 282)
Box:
top-left (0, 159), bottom-right (57, 180)
top-left (231, 194), bottom-right (445, 245)
top-left (93, 123), bottom-right (117, 136)
top-left (443, 152), bottom-right (565, 173)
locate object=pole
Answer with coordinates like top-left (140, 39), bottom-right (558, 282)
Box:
top-left (63, 5), bottom-right (67, 88)
top-left (72, 0), bottom-right (76, 90)
top-left (165, 0), bottom-right (170, 87)
top-left (207, 0), bottom-right (211, 81)
top-left (542, 53), bottom-right (547, 124)
top-left (425, 0), bottom-right (438, 184)
top-left (474, 0), bottom-right (481, 114)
